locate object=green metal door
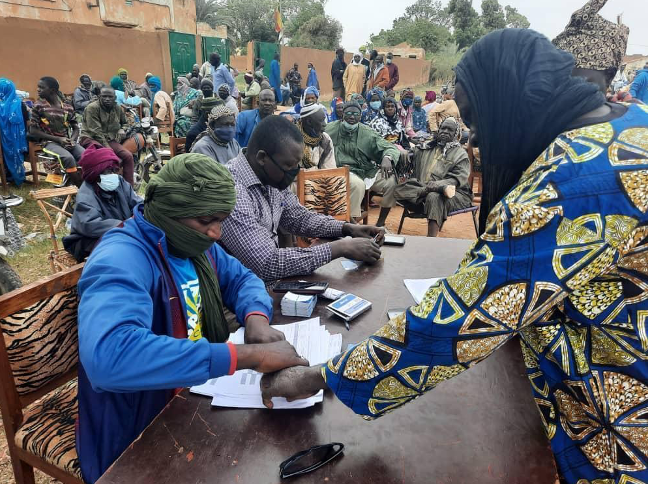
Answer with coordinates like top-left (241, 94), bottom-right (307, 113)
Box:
top-left (202, 37), bottom-right (230, 65)
top-left (169, 32), bottom-right (196, 89)
top-left (255, 41), bottom-right (280, 77)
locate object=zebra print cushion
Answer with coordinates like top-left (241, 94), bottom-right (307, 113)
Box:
top-left (14, 378), bottom-right (81, 478)
top-left (303, 176), bottom-right (348, 218)
top-left (0, 289), bottom-right (78, 395)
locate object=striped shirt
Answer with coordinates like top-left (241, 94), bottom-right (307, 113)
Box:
top-left (30, 99), bottom-right (76, 137)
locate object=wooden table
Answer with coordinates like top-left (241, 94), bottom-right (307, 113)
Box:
top-left (97, 237), bottom-right (557, 484)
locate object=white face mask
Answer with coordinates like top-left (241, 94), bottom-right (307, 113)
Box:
top-left (386, 58), bottom-right (393, 65)
top-left (98, 173), bottom-right (120, 192)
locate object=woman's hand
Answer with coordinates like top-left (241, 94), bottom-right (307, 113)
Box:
top-left (261, 366), bottom-right (327, 409)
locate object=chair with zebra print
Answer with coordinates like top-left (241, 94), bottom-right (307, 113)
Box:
top-left (0, 263), bottom-right (85, 484)
top-left (296, 167), bottom-right (351, 222)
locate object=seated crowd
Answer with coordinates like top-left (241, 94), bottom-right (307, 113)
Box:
top-left (2, 6), bottom-right (647, 481)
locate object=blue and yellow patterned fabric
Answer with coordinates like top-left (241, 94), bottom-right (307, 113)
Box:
top-left (324, 104), bottom-right (648, 484)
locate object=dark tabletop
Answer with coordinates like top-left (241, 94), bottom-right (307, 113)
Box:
top-left (97, 236), bottom-right (557, 484)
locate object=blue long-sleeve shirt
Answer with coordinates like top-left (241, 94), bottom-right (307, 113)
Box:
top-left (235, 108), bottom-right (261, 147)
top-left (630, 69), bottom-right (648, 103)
top-left (211, 63), bottom-right (236, 93)
top-left (76, 204), bottom-right (272, 482)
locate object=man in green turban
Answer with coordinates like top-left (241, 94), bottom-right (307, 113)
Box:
top-left (76, 153), bottom-right (308, 483)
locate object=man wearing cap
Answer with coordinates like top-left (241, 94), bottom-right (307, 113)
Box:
top-left (76, 154), bottom-right (307, 483)
top-left (191, 105), bottom-right (241, 163)
top-left (553, 0), bottom-right (630, 93)
top-left (63, 143), bottom-right (142, 261)
top-left (241, 71), bottom-right (261, 111)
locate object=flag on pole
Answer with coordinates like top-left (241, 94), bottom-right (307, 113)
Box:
top-left (274, 7), bottom-right (283, 34)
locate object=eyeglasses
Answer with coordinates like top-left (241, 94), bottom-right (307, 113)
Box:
top-left (279, 442), bottom-right (344, 479)
top-left (265, 151), bottom-right (300, 177)
top-left (343, 111), bottom-right (361, 118)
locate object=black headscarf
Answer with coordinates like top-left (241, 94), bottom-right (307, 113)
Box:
top-left (454, 29), bottom-right (605, 233)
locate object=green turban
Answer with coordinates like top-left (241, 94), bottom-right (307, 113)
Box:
top-left (144, 153), bottom-right (237, 343)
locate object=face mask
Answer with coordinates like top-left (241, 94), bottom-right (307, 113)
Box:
top-left (213, 126), bottom-right (236, 141)
top-left (219, 91), bottom-right (228, 100)
top-left (98, 173), bottom-right (120, 192)
top-left (370, 101), bottom-right (381, 110)
top-left (402, 98), bottom-right (413, 107)
top-left (386, 58), bottom-right (393, 65)
top-left (277, 168), bottom-right (299, 191)
top-left (342, 121), bottom-right (359, 132)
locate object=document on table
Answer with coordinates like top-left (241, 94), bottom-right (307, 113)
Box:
top-left (404, 278), bottom-right (442, 304)
top-left (190, 318), bottom-right (342, 409)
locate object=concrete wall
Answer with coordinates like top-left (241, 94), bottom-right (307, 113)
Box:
top-left (279, 46), bottom-right (431, 97)
top-left (0, 0), bottom-right (196, 33)
top-left (230, 55), bottom-right (248, 73)
top-left (0, 16), bottom-right (174, 95)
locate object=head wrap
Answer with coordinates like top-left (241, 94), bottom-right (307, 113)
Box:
top-left (454, 28), bottom-right (604, 233)
top-left (148, 76), bottom-right (162, 94)
top-left (298, 105), bottom-right (327, 167)
top-left (425, 91), bottom-right (437, 103)
top-left (208, 105), bottom-right (236, 123)
top-left (145, 72), bottom-right (154, 80)
top-left (300, 102), bottom-right (326, 119)
top-left (366, 88), bottom-right (385, 106)
top-left (381, 97), bottom-right (399, 123)
top-left (438, 117), bottom-right (462, 156)
top-left (295, 86), bottom-right (320, 114)
top-left (144, 153), bottom-right (236, 343)
top-left (414, 96), bottom-right (422, 102)
top-left (177, 76), bottom-right (190, 96)
top-left (350, 93), bottom-right (366, 107)
top-left (79, 74), bottom-right (91, 84)
top-left (200, 78), bottom-right (214, 90)
top-left (553, 0), bottom-right (629, 72)
top-left (117, 68), bottom-right (128, 78)
top-left (0, 78), bottom-right (27, 186)
top-left (110, 76), bottom-right (124, 92)
top-left (218, 83), bottom-right (231, 96)
top-left (352, 52), bottom-right (363, 65)
top-left (192, 63), bottom-right (200, 70)
top-left (256, 59), bottom-right (266, 69)
top-left (78, 142), bottom-right (120, 183)
top-left (400, 88), bottom-right (414, 99)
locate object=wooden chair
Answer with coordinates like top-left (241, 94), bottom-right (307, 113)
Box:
top-left (169, 136), bottom-right (186, 157)
top-left (0, 263), bottom-right (85, 484)
top-left (155, 102), bottom-right (174, 148)
top-left (26, 141), bottom-right (45, 186)
top-left (297, 167), bottom-right (351, 222)
top-left (29, 187), bottom-right (79, 273)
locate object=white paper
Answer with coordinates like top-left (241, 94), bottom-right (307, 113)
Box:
top-left (404, 278), bottom-right (442, 304)
top-left (190, 317), bottom-right (342, 409)
top-left (364, 174), bottom-right (378, 191)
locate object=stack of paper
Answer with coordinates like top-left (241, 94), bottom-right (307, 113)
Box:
top-left (190, 318), bottom-right (342, 409)
top-left (404, 278), bottom-right (442, 304)
top-left (281, 292), bottom-right (317, 317)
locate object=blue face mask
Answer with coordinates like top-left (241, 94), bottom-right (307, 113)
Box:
top-left (402, 98), bottom-right (413, 107)
top-left (370, 101), bottom-right (381, 111)
top-left (213, 126), bottom-right (236, 141)
top-left (98, 173), bottom-right (120, 192)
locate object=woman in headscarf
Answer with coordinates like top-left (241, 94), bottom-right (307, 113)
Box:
top-left (263, 29), bottom-right (648, 484)
top-left (110, 76), bottom-right (146, 114)
top-left (328, 96), bottom-right (344, 122)
top-left (293, 86), bottom-right (319, 114)
top-left (190, 105), bottom-right (241, 163)
top-left (117, 68), bottom-right (138, 97)
top-left (368, 96), bottom-right (411, 150)
top-left (411, 96), bottom-right (428, 135)
top-left (173, 77), bottom-right (201, 137)
top-left (306, 62), bottom-right (320, 90)
top-left (393, 117), bottom-right (472, 236)
top-left (398, 87), bottom-right (416, 138)
top-left (63, 143), bottom-right (142, 262)
top-left (363, 88), bottom-right (384, 124)
top-left (76, 153), bottom-right (305, 484)
top-left (0, 78), bottom-right (28, 186)
top-left (422, 90), bottom-right (437, 113)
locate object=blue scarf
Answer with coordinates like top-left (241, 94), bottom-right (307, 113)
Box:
top-left (0, 78), bottom-right (27, 186)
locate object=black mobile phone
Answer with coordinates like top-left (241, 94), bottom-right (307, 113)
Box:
top-left (384, 235), bottom-right (406, 246)
top-left (273, 281), bottom-right (330, 295)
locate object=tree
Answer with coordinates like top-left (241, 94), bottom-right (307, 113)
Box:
top-left (481, 0), bottom-right (506, 32)
top-left (447, 0), bottom-right (484, 49)
top-left (505, 5), bottom-right (530, 29)
top-left (288, 14), bottom-right (343, 50)
top-left (401, 0), bottom-right (452, 29)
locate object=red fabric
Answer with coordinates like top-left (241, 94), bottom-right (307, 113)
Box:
top-left (227, 342), bottom-right (237, 375)
top-left (78, 142), bottom-right (120, 183)
top-left (425, 91), bottom-right (437, 103)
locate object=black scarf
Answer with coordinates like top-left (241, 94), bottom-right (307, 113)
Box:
top-left (454, 29), bottom-right (605, 233)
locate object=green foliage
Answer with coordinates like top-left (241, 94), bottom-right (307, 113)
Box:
top-left (428, 42), bottom-right (465, 83)
top-left (505, 5), bottom-right (530, 29)
top-left (447, 0), bottom-right (485, 50)
top-left (288, 14), bottom-right (343, 50)
top-left (481, 0), bottom-right (506, 31)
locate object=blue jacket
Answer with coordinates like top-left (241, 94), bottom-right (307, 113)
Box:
top-left (76, 205), bottom-right (272, 483)
top-left (235, 108), bottom-right (261, 147)
top-left (270, 59), bottom-right (283, 103)
top-left (630, 69), bottom-right (648, 103)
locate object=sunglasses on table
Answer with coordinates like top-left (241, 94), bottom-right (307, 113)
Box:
top-left (279, 442), bottom-right (345, 479)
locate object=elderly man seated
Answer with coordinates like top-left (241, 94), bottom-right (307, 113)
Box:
top-left (394, 117), bottom-right (472, 237)
top-left (220, 115), bottom-right (384, 283)
top-left (63, 143), bottom-right (142, 261)
top-left (325, 101), bottom-right (400, 225)
top-left (191, 105), bottom-right (241, 163)
top-left (79, 87), bottom-right (135, 186)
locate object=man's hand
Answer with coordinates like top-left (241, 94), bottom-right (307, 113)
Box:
top-left (261, 366), bottom-right (327, 409)
top-left (443, 185), bottom-right (456, 199)
top-left (244, 315), bottom-right (285, 344)
top-left (342, 223), bottom-right (385, 245)
top-left (330, 238), bottom-right (381, 264)
top-left (116, 129), bottom-right (126, 143)
top-left (236, 341), bottom-right (308, 373)
top-left (380, 156), bottom-right (393, 178)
